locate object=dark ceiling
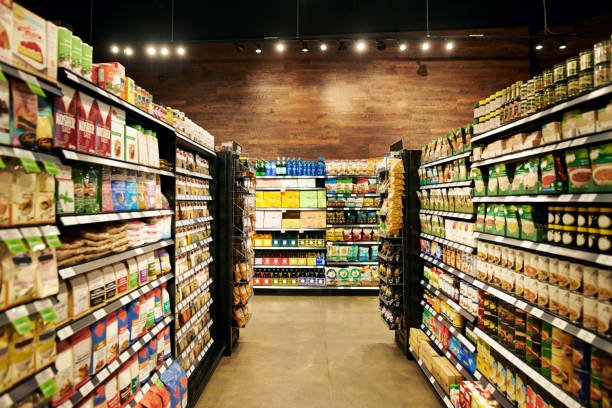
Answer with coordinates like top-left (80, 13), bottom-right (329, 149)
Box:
top-left (20, 0), bottom-right (612, 46)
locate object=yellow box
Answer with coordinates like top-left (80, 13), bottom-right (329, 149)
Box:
top-left (432, 357), bottom-right (462, 395)
top-left (281, 191), bottom-right (300, 208)
top-left (299, 191), bottom-right (318, 208)
top-left (256, 191), bottom-right (265, 208)
top-left (281, 218), bottom-right (300, 229)
top-left (317, 190), bottom-right (327, 208)
top-left (263, 191), bottom-right (282, 208)
top-left (419, 343), bottom-right (439, 373)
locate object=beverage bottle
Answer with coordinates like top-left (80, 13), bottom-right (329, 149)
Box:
top-left (265, 160), bottom-right (270, 176)
top-left (297, 158), bottom-right (303, 176)
top-left (271, 159), bottom-right (277, 176)
top-left (317, 157), bottom-right (326, 176)
top-left (281, 157), bottom-right (286, 175)
top-left (288, 158), bottom-right (294, 176)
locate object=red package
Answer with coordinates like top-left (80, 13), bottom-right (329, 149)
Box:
top-left (76, 92), bottom-right (95, 153)
top-left (53, 84), bottom-right (77, 149)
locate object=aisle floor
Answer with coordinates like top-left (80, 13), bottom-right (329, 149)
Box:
top-left (196, 295), bottom-right (440, 408)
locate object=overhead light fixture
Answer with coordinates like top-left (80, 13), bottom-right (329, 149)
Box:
top-left (160, 47), bottom-right (169, 56)
top-left (146, 46), bottom-right (157, 56)
top-left (110, 45), bottom-right (120, 54)
top-left (255, 43), bottom-right (262, 54)
top-left (301, 41), bottom-right (309, 53)
top-left (421, 41), bottom-right (430, 51)
top-left (234, 42), bottom-right (245, 53)
top-left (558, 38), bottom-right (567, 50)
top-left (176, 46), bottom-right (186, 56)
top-left (124, 46), bottom-right (133, 56)
top-left (338, 41), bottom-right (347, 52)
top-left (445, 41), bottom-right (454, 51)
top-left (320, 42), bottom-right (328, 51)
top-left (275, 42), bottom-right (285, 52)
top-left (355, 40), bottom-right (366, 52)
top-left (376, 40), bottom-right (386, 51)
top-left (535, 42), bottom-right (543, 51)
top-left (398, 42), bottom-right (407, 52)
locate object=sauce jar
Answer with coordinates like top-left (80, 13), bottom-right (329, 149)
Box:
top-left (599, 229), bottom-right (611, 254)
top-left (579, 69), bottom-right (594, 94)
top-left (576, 208), bottom-right (589, 248)
top-left (543, 87), bottom-right (555, 107)
top-left (554, 63), bottom-right (566, 83)
top-left (579, 49), bottom-right (594, 71)
top-left (594, 40), bottom-right (611, 65)
top-left (566, 57), bottom-right (579, 78)
top-left (594, 63), bottom-right (611, 87)
top-left (533, 74), bottom-right (544, 93)
top-left (599, 208), bottom-right (612, 230)
top-left (562, 207), bottom-right (577, 247)
top-left (555, 82), bottom-right (568, 103)
top-left (568, 76), bottom-right (580, 98)
top-left (543, 70), bottom-right (554, 88)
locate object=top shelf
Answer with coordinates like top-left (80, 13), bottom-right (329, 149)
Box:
top-left (256, 175), bottom-right (326, 179)
top-left (0, 61), bottom-right (62, 97)
top-left (472, 83), bottom-right (612, 144)
top-left (325, 174), bottom-right (377, 178)
top-left (419, 151), bottom-right (471, 168)
top-left (175, 132), bottom-right (216, 158)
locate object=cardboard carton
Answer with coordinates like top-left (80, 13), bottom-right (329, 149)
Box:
top-left (53, 84), bottom-right (77, 149)
top-left (299, 191), bottom-right (318, 208)
top-left (281, 190), bottom-right (300, 208)
top-left (263, 211), bottom-right (282, 229)
top-left (262, 191), bottom-right (281, 208)
top-left (93, 100), bottom-right (110, 157)
top-left (0, 3), bottom-right (12, 66)
top-left (124, 126), bottom-right (138, 163)
top-left (75, 92), bottom-right (95, 154)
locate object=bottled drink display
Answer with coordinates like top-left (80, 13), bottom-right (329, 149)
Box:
top-left (255, 157), bottom-right (327, 176)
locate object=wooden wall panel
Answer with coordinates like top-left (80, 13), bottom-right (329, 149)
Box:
top-left (124, 32), bottom-right (531, 159)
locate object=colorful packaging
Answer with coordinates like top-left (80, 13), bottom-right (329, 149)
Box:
top-left (72, 328), bottom-right (92, 387)
top-left (57, 26), bottom-right (72, 69)
top-left (110, 122), bottom-right (124, 161)
top-left (53, 84), bottom-right (78, 149)
top-left (81, 42), bottom-right (93, 79)
top-left (565, 148), bottom-right (593, 193)
top-left (53, 339), bottom-right (74, 405)
top-left (0, 75), bottom-right (9, 145)
top-left (105, 374), bottom-right (120, 408)
top-left (93, 100), bottom-right (111, 157)
top-left (118, 360), bottom-right (131, 406)
top-left (126, 258), bottom-right (139, 290)
top-left (110, 167), bottom-right (128, 211)
top-left (540, 154), bottom-right (567, 193)
top-left (126, 170), bottom-right (138, 210)
top-left (124, 125), bottom-right (138, 163)
top-left (127, 298), bottom-right (144, 344)
top-left (11, 5), bottom-right (50, 80)
top-left (71, 35), bottom-right (82, 75)
top-left (114, 262), bottom-right (128, 295)
top-left (90, 319), bottom-right (106, 375)
top-left (0, 3), bottom-right (12, 67)
top-left (106, 311), bottom-right (118, 364)
top-left (117, 307), bottom-right (130, 353)
top-left (76, 92), bottom-right (95, 154)
top-left (10, 80), bottom-right (38, 147)
top-left (589, 143), bottom-right (612, 190)
top-left (36, 96), bottom-right (53, 149)
top-left (138, 346), bottom-right (149, 385)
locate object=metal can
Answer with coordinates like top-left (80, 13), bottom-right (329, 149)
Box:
top-left (580, 48), bottom-right (594, 71)
top-left (543, 86), bottom-right (555, 107)
top-left (568, 76), bottom-right (580, 98)
top-left (566, 56), bottom-right (579, 78)
top-left (543, 69), bottom-right (554, 87)
top-left (595, 62), bottom-right (611, 87)
top-left (555, 81), bottom-right (568, 102)
top-left (554, 62), bottom-right (566, 83)
top-left (579, 69), bottom-right (594, 93)
top-left (594, 40), bottom-right (611, 65)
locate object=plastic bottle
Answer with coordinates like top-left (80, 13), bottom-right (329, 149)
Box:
top-left (317, 157), bottom-right (326, 176)
top-left (271, 159), bottom-right (277, 176)
top-left (153, 287), bottom-right (162, 323)
top-left (161, 283), bottom-right (171, 316)
top-left (297, 158), bottom-right (303, 176)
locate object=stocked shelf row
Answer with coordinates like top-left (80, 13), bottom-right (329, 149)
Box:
top-left (419, 180), bottom-right (473, 190)
top-left (420, 151), bottom-right (472, 168)
top-left (186, 339), bottom-right (215, 377)
top-left (126, 359), bottom-right (173, 408)
top-left (176, 194), bottom-right (213, 201)
top-left (253, 265), bottom-right (324, 269)
top-left (0, 366), bottom-right (56, 408)
top-left (420, 280), bottom-right (476, 323)
top-left (408, 347), bottom-right (454, 408)
top-left (176, 258), bottom-right (214, 284)
top-left (420, 233), bottom-right (475, 253)
top-left (176, 298), bottom-right (214, 339)
top-left (175, 167), bottom-right (213, 180)
top-left (254, 246), bottom-right (325, 250)
top-left (59, 210), bottom-right (174, 226)
top-left (176, 216), bottom-right (214, 227)
top-left (178, 320), bottom-right (215, 362)
top-left (419, 209), bottom-right (475, 220)
top-left (472, 193), bottom-right (612, 203)
top-left (61, 149), bottom-right (175, 177)
top-left (175, 237), bottom-right (213, 256)
top-left (176, 278), bottom-right (213, 311)
top-left (253, 285), bottom-right (378, 290)
top-left (420, 300), bottom-right (475, 353)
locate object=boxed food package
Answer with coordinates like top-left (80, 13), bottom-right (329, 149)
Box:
top-left (57, 26), bottom-right (72, 69)
top-left (263, 211), bottom-right (282, 229)
top-left (135, 126), bottom-right (149, 166)
top-left (53, 340), bottom-right (74, 405)
top-left (0, 4), bottom-right (12, 66)
top-left (419, 342), bottom-right (439, 373)
top-left (53, 85), bottom-right (77, 149)
top-left (262, 191), bottom-right (281, 208)
top-left (90, 319), bottom-right (106, 375)
top-left (575, 110), bottom-right (597, 135)
top-left (432, 356), bottom-right (462, 394)
top-left (124, 126), bottom-right (138, 163)
top-left (565, 148), bottom-right (593, 193)
top-left (94, 101), bottom-right (111, 157)
top-left (72, 328), bottom-right (92, 387)
top-left (76, 92), bottom-right (96, 154)
top-left (281, 190), bottom-right (300, 208)
top-left (541, 122), bottom-right (562, 144)
top-left (299, 191), bottom-right (318, 208)
top-left (87, 269), bottom-right (105, 307)
top-left (110, 122), bottom-right (124, 160)
top-left (589, 143), bottom-right (612, 190)
top-left (597, 103), bottom-right (612, 132)
top-left (10, 80), bottom-right (37, 148)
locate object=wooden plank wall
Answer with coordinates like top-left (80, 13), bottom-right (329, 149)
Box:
top-left (124, 28), bottom-right (531, 159)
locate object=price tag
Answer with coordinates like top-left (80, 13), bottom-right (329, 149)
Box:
top-left (577, 329), bottom-right (596, 343)
top-left (44, 234), bottom-right (62, 248)
top-left (20, 156), bottom-right (41, 172)
top-left (42, 161), bottom-right (60, 175)
top-left (39, 306), bottom-right (58, 324)
top-left (531, 309), bottom-right (544, 318)
top-left (81, 381), bottom-right (94, 396)
top-left (94, 309), bottom-right (107, 320)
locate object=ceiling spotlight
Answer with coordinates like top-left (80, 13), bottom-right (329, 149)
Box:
top-left (421, 41), bottom-right (430, 51)
top-left (124, 47), bottom-right (133, 56)
top-left (338, 41), bottom-right (347, 52)
top-left (301, 41), bottom-right (309, 53)
top-left (160, 47), bottom-right (169, 56)
top-left (558, 39), bottom-right (567, 50)
top-left (398, 42), bottom-right (407, 52)
top-left (255, 43), bottom-right (262, 54)
top-left (176, 46), bottom-right (186, 56)
top-left (320, 42), bottom-right (328, 51)
top-left (445, 41), bottom-right (454, 51)
top-left (535, 42), bottom-right (543, 51)
top-left (146, 46), bottom-right (156, 56)
top-left (355, 40), bottom-right (366, 52)
top-left (376, 40), bottom-right (386, 51)
top-left (275, 42), bottom-right (285, 52)
top-left (110, 45), bottom-right (120, 54)
top-left (234, 42), bottom-right (245, 53)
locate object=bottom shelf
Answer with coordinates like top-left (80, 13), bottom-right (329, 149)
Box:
top-left (408, 346), bottom-right (454, 408)
top-left (253, 285), bottom-right (378, 290)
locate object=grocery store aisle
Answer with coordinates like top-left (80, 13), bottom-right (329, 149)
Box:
top-left (196, 296), bottom-right (439, 408)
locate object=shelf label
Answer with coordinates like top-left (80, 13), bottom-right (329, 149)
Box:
top-left (39, 306), bottom-right (58, 324)
top-left (18, 71), bottom-right (46, 97)
top-left (36, 369), bottom-right (57, 398)
top-left (42, 161), bottom-right (60, 175)
top-left (20, 156), bottom-right (41, 173)
top-left (81, 381), bottom-right (94, 396)
top-left (8, 312), bottom-right (34, 335)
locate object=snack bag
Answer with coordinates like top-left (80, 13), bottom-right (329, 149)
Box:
top-left (505, 205), bottom-right (520, 238)
top-left (565, 148), bottom-right (592, 193)
top-left (487, 165), bottom-right (498, 196)
top-left (519, 205), bottom-right (545, 242)
top-left (589, 143), bottom-right (612, 191)
top-left (476, 204), bottom-right (486, 232)
top-left (540, 154), bottom-right (568, 193)
top-left (484, 205), bottom-right (496, 234)
top-left (522, 158), bottom-right (540, 194)
top-left (471, 168), bottom-right (486, 196)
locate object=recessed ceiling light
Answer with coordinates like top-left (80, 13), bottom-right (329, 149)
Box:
top-left (445, 41), bottom-right (454, 51)
top-left (301, 41), bottom-right (309, 52)
top-left (124, 47), bottom-right (133, 56)
top-left (355, 40), bottom-right (366, 52)
top-left (398, 42), bottom-right (407, 52)
top-left (421, 41), bottom-right (430, 51)
top-left (320, 42), bottom-right (328, 51)
top-left (558, 39), bottom-right (567, 50)
top-left (110, 45), bottom-right (120, 54)
top-left (255, 43), bottom-right (262, 54)
top-left (177, 46), bottom-right (186, 56)
top-left (276, 42), bottom-right (285, 52)
top-left (160, 47), bottom-right (169, 56)
top-left (535, 43), bottom-right (543, 50)
top-left (146, 46), bottom-right (156, 56)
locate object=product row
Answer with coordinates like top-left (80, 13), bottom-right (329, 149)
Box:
top-left (417, 187), bottom-right (474, 214)
top-left (255, 157), bottom-right (326, 177)
top-left (255, 190), bottom-right (326, 208)
top-left (420, 126), bottom-right (473, 164)
top-left (324, 177), bottom-right (378, 194)
top-left (326, 210), bottom-right (377, 225)
top-left (326, 196), bottom-right (380, 208)
top-left (325, 159), bottom-right (379, 176)
top-left (326, 227), bottom-right (379, 243)
top-left (378, 158), bottom-right (405, 236)
top-left (253, 233), bottom-right (326, 248)
top-left (418, 158), bottom-right (470, 185)
top-left (327, 245), bottom-right (378, 263)
top-left (255, 210), bottom-right (326, 229)
top-left (176, 148), bottom-right (210, 175)
top-left (419, 217), bottom-right (476, 247)
top-left (254, 251), bottom-right (326, 266)
top-left (420, 239), bottom-right (475, 275)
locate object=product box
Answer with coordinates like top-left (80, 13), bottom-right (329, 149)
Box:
top-left (93, 100), bottom-right (111, 157)
top-left (255, 190), bottom-right (265, 208)
top-left (419, 342), bottom-right (439, 373)
top-left (281, 190), bottom-right (300, 208)
top-left (57, 26), bottom-right (72, 69)
top-left (281, 213), bottom-right (300, 229)
top-left (562, 110), bottom-right (580, 139)
top-left (541, 122), bottom-right (562, 144)
top-left (317, 190), bottom-right (326, 208)
top-left (110, 122), bottom-right (124, 161)
top-left (11, 5), bottom-right (48, 81)
top-left (297, 178), bottom-right (316, 188)
top-left (255, 179), bottom-right (280, 188)
top-left (432, 356), bottom-right (462, 393)
top-left (299, 191), bottom-right (318, 208)
top-left (56, 163), bottom-right (74, 214)
top-left (124, 125), bottom-right (138, 163)
top-left (45, 21), bottom-right (57, 81)
top-left (597, 103), bottom-right (612, 132)
top-left (136, 127), bottom-right (149, 166)
top-left (147, 131), bottom-right (159, 168)
top-left (71, 35), bottom-right (82, 76)
top-left (0, 4), bottom-right (12, 66)
top-left (575, 110), bottom-right (596, 136)
top-left (279, 178), bottom-right (298, 188)
top-left (262, 191), bottom-right (281, 208)
top-left (53, 84), bottom-right (77, 149)
top-left (255, 210), bottom-right (265, 229)
top-left (110, 168), bottom-right (127, 211)
top-left (263, 211), bottom-right (282, 229)
top-left (76, 92), bottom-right (96, 154)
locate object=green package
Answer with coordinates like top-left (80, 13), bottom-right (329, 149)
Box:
top-left (57, 27), bottom-right (72, 69)
top-left (487, 165), bottom-right (499, 196)
top-left (83, 166), bottom-right (101, 213)
top-left (522, 158), bottom-right (541, 194)
top-left (540, 154), bottom-right (567, 193)
top-left (81, 43), bottom-right (93, 78)
top-left (72, 165), bottom-right (84, 214)
top-left (485, 205), bottom-right (496, 234)
top-left (495, 205), bottom-right (506, 236)
top-left (472, 167), bottom-right (486, 196)
top-left (476, 204), bottom-right (486, 232)
top-left (505, 205), bottom-right (520, 238)
top-left (565, 148), bottom-right (592, 193)
top-left (497, 164), bottom-right (511, 195)
top-left (71, 35), bottom-right (82, 73)
top-left (519, 205), bottom-right (545, 242)
top-left (510, 162), bottom-right (525, 194)
top-left (589, 143), bottom-right (612, 191)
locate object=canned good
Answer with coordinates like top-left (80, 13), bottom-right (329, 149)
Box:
top-left (555, 81), bottom-right (568, 102)
top-left (580, 48), bottom-right (594, 71)
top-left (543, 86), bottom-right (555, 107)
top-left (594, 40), bottom-right (611, 65)
top-left (595, 62), bottom-right (611, 87)
top-left (554, 62), bottom-right (566, 83)
top-left (567, 56), bottom-right (579, 77)
top-left (543, 69), bottom-right (554, 87)
top-left (579, 69), bottom-right (594, 93)
top-left (567, 75), bottom-right (581, 97)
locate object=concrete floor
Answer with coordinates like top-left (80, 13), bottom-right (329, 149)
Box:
top-left (195, 295), bottom-right (440, 408)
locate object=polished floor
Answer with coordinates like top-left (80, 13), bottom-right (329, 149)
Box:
top-left (196, 295), bottom-right (439, 408)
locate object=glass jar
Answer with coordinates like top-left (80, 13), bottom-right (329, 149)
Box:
top-left (554, 63), bottom-right (566, 83)
top-left (595, 63), bottom-right (611, 87)
top-left (580, 49), bottom-right (594, 71)
top-left (599, 229), bottom-right (611, 254)
top-left (594, 40), bottom-right (611, 65)
top-left (543, 69), bottom-right (554, 88)
top-left (555, 82), bottom-right (568, 103)
top-left (588, 207), bottom-right (601, 251)
top-left (566, 56), bottom-right (579, 78)
top-left (568, 77), bottom-right (580, 98)
top-left (579, 69), bottom-right (594, 94)
top-left (576, 226), bottom-right (589, 248)
top-left (599, 208), bottom-right (612, 229)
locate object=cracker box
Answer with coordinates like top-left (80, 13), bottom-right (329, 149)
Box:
top-left (12, 4), bottom-right (48, 80)
top-left (94, 101), bottom-right (111, 157)
top-left (76, 92), bottom-right (96, 154)
top-left (281, 190), bottom-right (300, 208)
top-left (110, 122), bottom-right (124, 160)
top-left (45, 21), bottom-right (57, 82)
top-left (53, 84), bottom-right (77, 149)
top-left (124, 126), bottom-right (138, 163)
